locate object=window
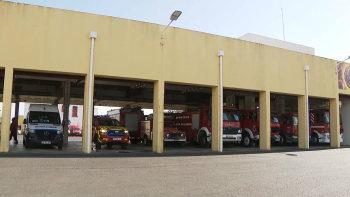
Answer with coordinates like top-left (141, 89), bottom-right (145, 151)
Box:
top-left (223, 109), bottom-right (240, 122)
top-left (292, 116), bottom-right (298, 126)
top-left (72, 106), bottom-right (78, 117)
top-left (206, 110), bottom-right (212, 120)
top-left (270, 112), bottom-right (279, 123)
top-left (98, 119), bottom-right (120, 126)
top-left (315, 114), bottom-right (323, 123)
top-left (324, 113), bottom-right (330, 124)
top-left (240, 113), bottom-right (245, 120)
top-left (249, 112), bottom-right (257, 122)
top-left (29, 112), bottom-right (61, 124)
top-left (282, 115), bottom-right (291, 125)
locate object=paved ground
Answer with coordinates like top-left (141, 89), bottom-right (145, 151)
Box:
top-left (0, 148), bottom-right (350, 196)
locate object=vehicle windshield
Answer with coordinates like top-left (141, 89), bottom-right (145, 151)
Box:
top-left (340, 114), bottom-right (343, 125)
top-left (98, 119), bottom-right (120, 126)
top-left (324, 113), bottom-right (330, 124)
top-left (73, 128), bottom-right (80, 130)
top-left (270, 112), bottom-right (279, 123)
top-left (29, 112), bottom-right (60, 124)
top-left (292, 116), bottom-right (298, 126)
top-left (223, 109), bottom-right (240, 122)
top-left (164, 121), bottom-right (175, 128)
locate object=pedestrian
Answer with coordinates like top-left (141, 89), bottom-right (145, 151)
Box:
top-left (9, 117), bottom-right (18, 144)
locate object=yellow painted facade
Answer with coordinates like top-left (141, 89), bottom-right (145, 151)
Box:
top-left (0, 1), bottom-right (348, 152)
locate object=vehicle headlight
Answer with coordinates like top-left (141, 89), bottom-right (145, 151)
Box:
top-left (29, 129), bottom-right (35, 133)
top-left (124, 130), bottom-right (129, 134)
top-left (57, 129), bottom-right (63, 134)
top-left (238, 129), bottom-right (242, 133)
top-left (166, 133), bottom-right (170, 138)
top-left (100, 130), bottom-right (107, 133)
top-left (180, 133), bottom-right (184, 137)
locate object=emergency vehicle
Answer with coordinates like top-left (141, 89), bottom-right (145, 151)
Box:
top-left (69, 125), bottom-right (82, 136)
top-left (140, 114), bottom-right (186, 147)
top-left (92, 116), bottom-right (129, 150)
top-left (119, 107), bottom-right (144, 144)
top-left (309, 110), bottom-right (344, 144)
top-left (279, 113), bottom-right (298, 145)
top-left (174, 106), bottom-right (242, 148)
top-left (240, 110), bottom-right (281, 147)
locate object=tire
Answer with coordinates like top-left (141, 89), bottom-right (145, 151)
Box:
top-left (279, 133), bottom-right (287, 146)
top-left (143, 136), bottom-right (151, 146)
top-left (311, 133), bottom-right (319, 145)
top-left (107, 144), bottom-right (112, 148)
top-left (198, 133), bottom-right (210, 148)
top-left (25, 139), bottom-right (32, 149)
top-left (57, 144), bottom-right (63, 150)
top-left (121, 143), bottom-right (128, 150)
top-left (130, 140), bottom-right (138, 144)
top-left (242, 133), bottom-right (253, 147)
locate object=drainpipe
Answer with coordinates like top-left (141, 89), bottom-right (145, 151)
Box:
top-left (87, 31), bottom-right (97, 153)
top-left (218, 50), bottom-right (225, 152)
top-left (304, 65), bottom-right (310, 149)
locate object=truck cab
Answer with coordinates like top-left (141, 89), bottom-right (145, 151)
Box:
top-left (309, 110), bottom-right (343, 144)
top-left (23, 104), bottom-right (63, 149)
top-left (240, 110), bottom-right (281, 147)
top-left (279, 113), bottom-right (298, 144)
top-left (92, 116), bottom-right (130, 150)
top-left (141, 114), bottom-right (186, 147)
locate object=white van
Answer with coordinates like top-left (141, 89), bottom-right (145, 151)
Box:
top-left (23, 104), bottom-right (63, 149)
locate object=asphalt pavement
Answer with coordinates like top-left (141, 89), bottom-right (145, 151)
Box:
top-left (0, 146), bottom-right (350, 196)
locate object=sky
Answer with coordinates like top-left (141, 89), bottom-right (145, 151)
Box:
top-left (1, 0), bottom-right (350, 119)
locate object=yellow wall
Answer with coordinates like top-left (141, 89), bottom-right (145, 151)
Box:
top-left (0, 1), bottom-right (342, 99)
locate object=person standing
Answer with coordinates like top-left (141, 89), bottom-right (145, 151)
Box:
top-left (9, 117), bottom-right (18, 144)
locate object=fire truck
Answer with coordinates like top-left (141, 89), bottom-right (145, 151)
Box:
top-left (119, 107), bottom-right (144, 144)
top-left (92, 115), bottom-right (130, 150)
top-left (309, 110), bottom-right (344, 144)
top-left (240, 110), bottom-right (281, 147)
top-left (140, 114), bottom-right (186, 147)
top-left (279, 113), bottom-right (298, 145)
top-left (174, 106), bottom-right (242, 148)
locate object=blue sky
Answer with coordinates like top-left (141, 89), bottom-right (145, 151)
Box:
top-left (5, 0), bottom-right (350, 62)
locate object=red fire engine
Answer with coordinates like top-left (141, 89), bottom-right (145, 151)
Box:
top-left (309, 110), bottom-right (344, 144)
top-left (140, 114), bottom-right (186, 147)
top-left (119, 107), bottom-right (144, 144)
top-left (279, 113), bottom-right (298, 145)
top-left (92, 116), bottom-right (130, 150)
top-left (68, 125), bottom-right (82, 136)
top-left (174, 106), bottom-right (242, 148)
top-left (240, 110), bottom-right (281, 147)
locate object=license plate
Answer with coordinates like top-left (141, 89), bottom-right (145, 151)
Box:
top-left (41, 141), bottom-right (51, 145)
top-left (113, 138), bottom-right (122, 141)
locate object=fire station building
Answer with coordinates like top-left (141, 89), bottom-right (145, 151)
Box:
top-left (0, 1), bottom-right (349, 153)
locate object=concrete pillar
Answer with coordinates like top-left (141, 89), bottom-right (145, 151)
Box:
top-left (330, 98), bottom-right (340, 148)
top-left (226, 95), bottom-right (235, 107)
top-left (238, 99), bottom-right (244, 111)
top-left (153, 80), bottom-right (164, 153)
top-left (63, 81), bottom-right (70, 145)
top-left (211, 86), bottom-right (220, 151)
top-left (0, 67), bottom-right (13, 152)
top-left (298, 95), bottom-right (308, 149)
top-left (276, 98), bottom-right (285, 116)
top-left (245, 96), bottom-right (255, 110)
top-left (259, 91), bottom-right (270, 150)
top-left (82, 74), bottom-right (94, 153)
top-left (340, 99), bottom-right (350, 145)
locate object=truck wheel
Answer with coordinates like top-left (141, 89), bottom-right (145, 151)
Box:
top-left (198, 133), bottom-right (210, 148)
top-left (143, 136), bottom-right (151, 146)
top-left (121, 143), bottom-right (128, 150)
top-left (57, 144), bottom-right (63, 150)
top-left (107, 144), bottom-right (112, 148)
top-left (242, 133), bottom-right (253, 147)
top-left (311, 133), bottom-right (319, 145)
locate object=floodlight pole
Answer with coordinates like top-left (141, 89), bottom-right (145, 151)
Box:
top-left (161, 20), bottom-right (173, 45)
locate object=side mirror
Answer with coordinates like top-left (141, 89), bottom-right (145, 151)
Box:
top-left (23, 119), bottom-right (27, 124)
